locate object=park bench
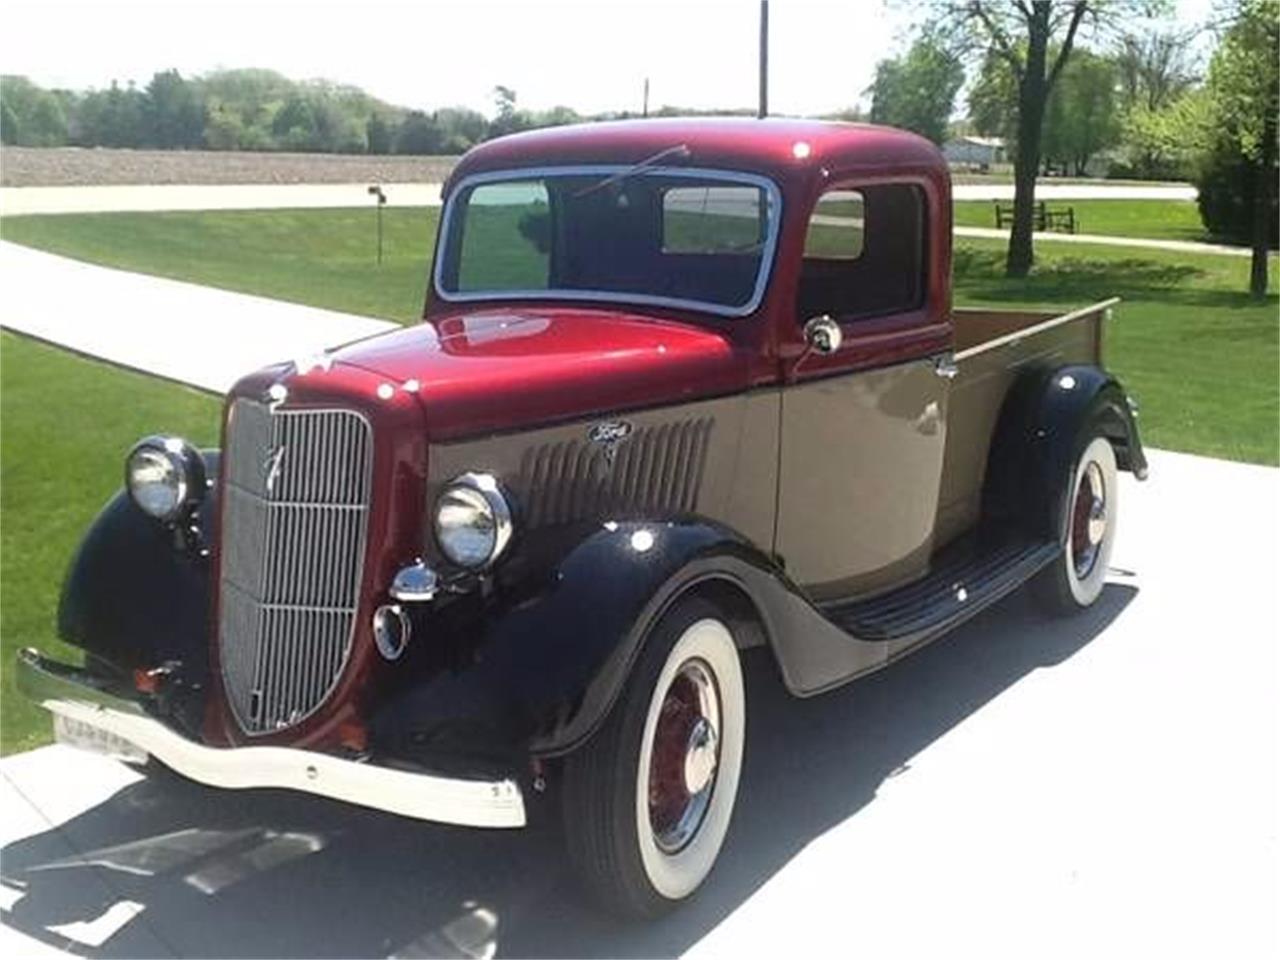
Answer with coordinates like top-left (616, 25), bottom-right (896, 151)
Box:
top-left (994, 200), bottom-right (1077, 234)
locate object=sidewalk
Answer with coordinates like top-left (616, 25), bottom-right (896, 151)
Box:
top-left (0, 241), bottom-right (395, 393)
top-left (954, 224), bottom-right (1252, 257)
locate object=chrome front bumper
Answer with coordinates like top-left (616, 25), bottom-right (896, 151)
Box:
top-left (15, 648), bottom-right (526, 829)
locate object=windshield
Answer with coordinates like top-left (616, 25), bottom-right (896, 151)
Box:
top-left (435, 167), bottom-right (780, 317)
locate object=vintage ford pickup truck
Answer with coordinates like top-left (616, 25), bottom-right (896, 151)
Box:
top-left (17, 118), bottom-right (1146, 917)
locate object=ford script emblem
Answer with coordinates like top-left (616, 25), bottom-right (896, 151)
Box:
top-left (588, 420), bottom-right (634, 467)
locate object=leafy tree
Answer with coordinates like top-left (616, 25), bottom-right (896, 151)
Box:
top-left (394, 110), bottom-right (445, 154)
top-left (366, 112), bottom-right (393, 154)
top-left (488, 85), bottom-right (530, 139)
top-left (0, 75), bottom-right (69, 146)
top-left (968, 47), bottom-right (1019, 143)
top-left (76, 81), bottom-right (147, 147)
top-left (436, 106), bottom-right (488, 149)
top-left (144, 70), bottom-right (205, 148)
top-left (1115, 88), bottom-right (1209, 179)
top-left (1198, 0), bottom-right (1278, 296)
top-left (947, 1), bottom-right (1096, 276)
top-left (868, 36), bottom-right (964, 145)
top-left (1041, 49), bottom-right (1122, 174)
top-left (0, 99), bottom-right (19, 144)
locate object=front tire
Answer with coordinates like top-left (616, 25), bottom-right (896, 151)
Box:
top-left (562, 596), bottom-right (746, 918)
top-left (1032, 434), bottom-right (1119, 615)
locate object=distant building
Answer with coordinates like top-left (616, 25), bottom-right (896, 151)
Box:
top-left (943, 135), bottom-right (1005, 171)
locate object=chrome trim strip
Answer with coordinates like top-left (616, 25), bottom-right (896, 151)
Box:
top-left (16, 648), bottom-right (526, 829)
top-left (433, 164), bottom-right (784, 319)
top-left (953, 297), bottom-right (1121, 363)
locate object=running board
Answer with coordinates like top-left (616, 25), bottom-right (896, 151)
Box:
top-left (826, 538), bottom-right (1060, 642)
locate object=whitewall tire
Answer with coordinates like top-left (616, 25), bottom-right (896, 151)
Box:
top-left (562, 596), bottom-right (746, 917)
top-left (1032, 434), bottom-right (1119, 614)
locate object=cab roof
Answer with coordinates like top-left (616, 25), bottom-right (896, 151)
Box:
top-left (445, 117), bottom-right (946, 193)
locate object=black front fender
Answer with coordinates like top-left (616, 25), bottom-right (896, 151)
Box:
top-left (370, 520), bottom-right (791, 763)
top-left (58, 452), bottom-right (218, 683)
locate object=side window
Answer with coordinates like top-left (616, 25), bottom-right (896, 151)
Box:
top-left (662, 185), bottom-right (766, 253)
top-left (797, 183), bottom-right (926, 323)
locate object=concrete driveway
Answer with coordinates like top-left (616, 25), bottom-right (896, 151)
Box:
top-left (2, 449), bottom-right (1275, 959)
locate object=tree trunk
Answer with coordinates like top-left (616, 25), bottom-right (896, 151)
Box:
top-left (1249, 110), bottom-right (1275, 299)
top-left (1007, 77), bottom-right (1047, 277)
top-left (1250, 158), bottom-right (1269, 299)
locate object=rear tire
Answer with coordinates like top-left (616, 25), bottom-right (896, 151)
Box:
top-left (1032, 434), bottom-right (1118, 616)
top-left (562, 596), bottom-right (746, 918)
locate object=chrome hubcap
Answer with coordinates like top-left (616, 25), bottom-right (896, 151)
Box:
top-left (1071, 461), bottom-right (1107, 578)
top-left (648, 659), bottom-right (721, 853)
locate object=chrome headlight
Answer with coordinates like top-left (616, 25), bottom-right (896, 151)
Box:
top-left (434, 472), bottom-right (513, 569)
top-left (125, 436), bottom-right (206, 523)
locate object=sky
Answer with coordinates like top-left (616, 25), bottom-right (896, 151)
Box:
top-left (2, 0), bottom-right (1218, 119)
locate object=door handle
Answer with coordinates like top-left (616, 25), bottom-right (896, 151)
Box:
top-left (934, 354), bottom-right (959, 380)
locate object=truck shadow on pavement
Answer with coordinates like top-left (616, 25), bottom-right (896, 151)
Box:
top-left (1, 583), bottom-right (1136, 959)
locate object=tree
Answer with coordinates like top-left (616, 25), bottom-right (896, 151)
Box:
top-left (0, 99), bottom-right (19, 144)
top-left (1116, 26), bottom-right (1200, 112)
top-left (1041, 49), bottom-right (1122, 174)
top-left (394, 110), bottom-right (445, 154)
top-left (76, 81), bottom-right (147, 147)
top-left (968, 47), bottom-right (1019, 143)
top-left (488, 85), bottom-right (530, 139)
top-left (366, 112), bottom-right (393, 154)
top-left (144, 70), bottom-right (205, 148)
top-left (1200, 0), bottom-right (1278, 297)
top-left (868, 36), bottom-right (965, 145)
top-left (436, 106), bottom-right (487, 147)
top-left (950, 1), bottom-right (1094, 276)
top-left (0, 75), bottom-right (69, 146)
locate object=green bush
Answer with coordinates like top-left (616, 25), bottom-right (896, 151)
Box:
top-left (1196, 137), bottom-right (1279, 246)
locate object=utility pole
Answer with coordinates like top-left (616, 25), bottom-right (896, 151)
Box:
top-left (758, 0), bottom-right (769, 119)
top-left (643, 77), bottom-right (650, 118)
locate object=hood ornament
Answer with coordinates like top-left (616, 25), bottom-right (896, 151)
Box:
top-left (589, 420), bottom-right (634, 468)
top-left (263, 445), bottom-right (287, 494)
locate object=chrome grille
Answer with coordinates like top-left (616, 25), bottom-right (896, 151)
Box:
top-left (218, 399), bottom-right (372, 734)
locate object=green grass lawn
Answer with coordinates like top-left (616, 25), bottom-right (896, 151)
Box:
top-left (0, 209), bottom-right (1276, 754)
top-left (0, 332), bottom-right (221, 754)
top-left (953, 199), bottom-right (1214, 244)
top-left (953, 239), bottom-right (1278, 465)
top-left (1, 208), bottom-right (439, 323)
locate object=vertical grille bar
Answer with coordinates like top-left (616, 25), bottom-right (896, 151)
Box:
top-left (218, 399), bottom-right (372, 735)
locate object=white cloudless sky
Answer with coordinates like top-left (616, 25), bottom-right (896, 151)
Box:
top-left (2, 0), bottom-right (1216, 118)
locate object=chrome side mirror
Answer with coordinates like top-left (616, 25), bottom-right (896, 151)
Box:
top-left (803, 315), bottom-right (843, 355)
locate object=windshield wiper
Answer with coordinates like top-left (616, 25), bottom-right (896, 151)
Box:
top-left (571, 143), bottom-right (692, 199)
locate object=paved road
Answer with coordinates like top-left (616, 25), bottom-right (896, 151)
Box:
top-left (1, 181), bottom-right (1196, 216)
top-left (2, 448), bottom-right (1275, 958)
top-left (0, 241), bottom-right (394, 393)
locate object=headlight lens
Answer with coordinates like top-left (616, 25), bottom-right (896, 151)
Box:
top-left (434, 473), bottom-right (513, 568)
top-left (125, 436), bottom-right (205, 523)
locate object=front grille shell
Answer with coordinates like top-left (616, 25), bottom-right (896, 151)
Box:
top-left (218, 399), bottom-right (373, 735)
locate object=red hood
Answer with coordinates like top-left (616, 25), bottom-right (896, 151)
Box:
top-left (327, 308), bottom-right (748, 441)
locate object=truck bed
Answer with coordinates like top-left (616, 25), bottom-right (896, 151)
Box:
top-left (934, 298), bottom-right (1119, 549)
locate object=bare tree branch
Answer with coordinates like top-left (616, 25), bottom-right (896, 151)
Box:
top-left (1048, 1), bottom-right (1090, 89)
top-left (969, 1), bottom-right (1026, 81)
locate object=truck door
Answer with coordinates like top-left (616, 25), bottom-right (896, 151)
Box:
top-left (775, 182), bottom-right (953, 602)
